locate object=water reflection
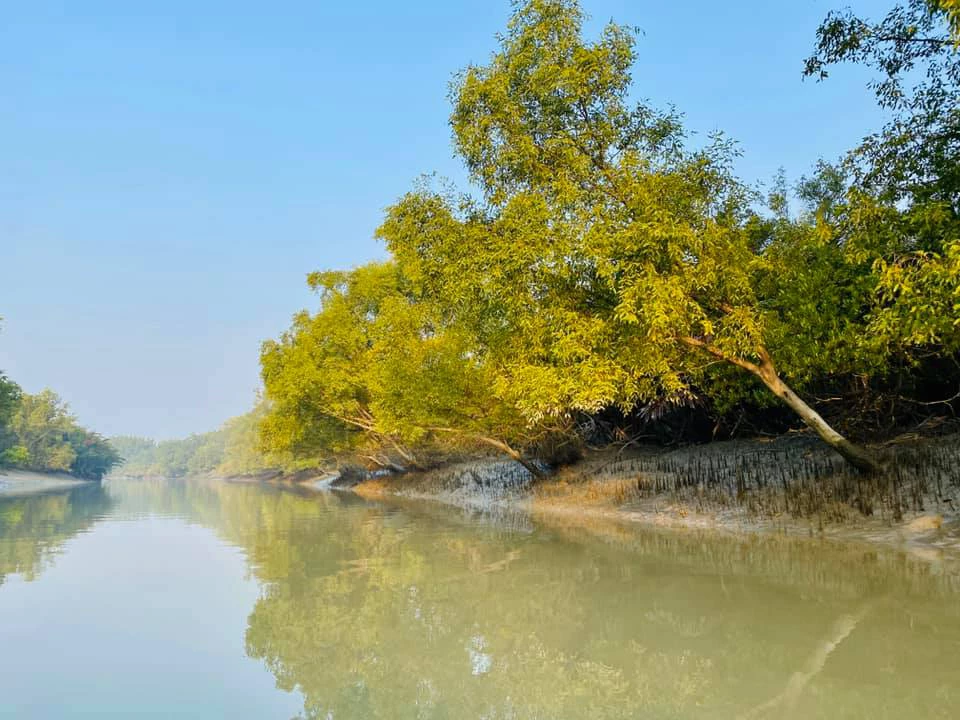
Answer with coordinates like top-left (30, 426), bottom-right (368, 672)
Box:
top-left (236, 496), bottom-right (959, 720)
top-left (123, 481), bottom-right (957, 720)
top-left (0, 483), bottom-right (112, 585)
top-left (2, 479), bottom-right (958, 719)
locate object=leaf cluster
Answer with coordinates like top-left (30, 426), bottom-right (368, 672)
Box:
top-left (260, 0), bottom-right (960, 469)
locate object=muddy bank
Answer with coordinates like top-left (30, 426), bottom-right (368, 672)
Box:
top-left (216, 467), bottom-right (342, 490)
top-left (350, 433), bottom-right (960, 561)
top-left (0, 469), bottom-right (92, 497)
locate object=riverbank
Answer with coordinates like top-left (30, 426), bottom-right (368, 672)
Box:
top-left (350, 433), bottom-right (960, 561)
top-left (0, 469), bottom-right (92, 496)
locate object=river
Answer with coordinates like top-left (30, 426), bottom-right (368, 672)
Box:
top-left (0, 478), bottom-right (957, 718)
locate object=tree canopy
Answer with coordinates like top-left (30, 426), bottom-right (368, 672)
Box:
top-left (259, 262), bottom-right (565, 474)
top-left (255, 0), bottom-right (959, 476)
top-left (804, 0), bottom-right (960, 361)
top-left (0, 386), bottom-right (120, 481)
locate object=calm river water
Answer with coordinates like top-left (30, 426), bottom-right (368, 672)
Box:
top-left (0, 478), bottom-right (957, 718)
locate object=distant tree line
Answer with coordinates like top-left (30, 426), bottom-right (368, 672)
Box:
top-left (255, 0), bottom-right (959, 476)
top-left (109, 403), bottom-right (297, 479)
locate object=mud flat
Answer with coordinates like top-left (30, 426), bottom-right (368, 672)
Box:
top-left (351, 433), bottom-right (960, 563)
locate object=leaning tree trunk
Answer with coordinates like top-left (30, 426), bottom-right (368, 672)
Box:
top-left (751, 354), bottom-right (882, 474)
top-left (477, 435), bottom-right (546, 479)
top-left (475, 436), bottom-right (547, 479)
top-left (428, 427), bottom-right (548, 479)
top-left (361, 453), bottom-right (409, 475)
top-left (681, 338), bottom-right (883, 474)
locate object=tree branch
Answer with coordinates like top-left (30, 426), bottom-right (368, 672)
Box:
top-left (678, 336), bottom-right (764, 377)
top-left (873, 33), bottom-right (953, 46)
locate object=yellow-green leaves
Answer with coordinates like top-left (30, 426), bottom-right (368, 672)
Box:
top-left (871, 239), bottom-right (960, 348)
top-left (939, 0), bottom-right (960, 40)
top-left (260, 258), bottom-right (546, 467)
top-left (0, 388), bottom-right (118, 479)
top-left (382, 0), bottom-right (770, 422)
top-left (261, 0), bottom-right (958, 471)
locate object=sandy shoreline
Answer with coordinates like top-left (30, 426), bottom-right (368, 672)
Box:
top-left (0, 470), bottom-right (91, 497)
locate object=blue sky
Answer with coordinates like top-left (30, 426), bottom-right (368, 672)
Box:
top-left (1, 0), bottom-right (893, 439)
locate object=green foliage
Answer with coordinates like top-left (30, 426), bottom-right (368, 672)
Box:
top-left (67, 428), bottom-right (121, 481)
top-left (805, 1), bottom-right (958, 205)
top-left (110, 433), bottom-right (224, 478)
top-left (260, 263), bottom-right (404, 461)
top-left (804, 0), bottom-right (960, 361)
top-left (0, 387), bottom-right (120, 480)
top-left (0, 445), bottom-right (29, 468)
top-left (7, 390), bottom-right (78, 472)
top-left (380, 0), bottom-right (772, 423)
top-left (2, 314), bottom-right (119, 480)
top-left (0, 373), bottom-right (20, 431)
top-left (217, 405), bottom-right (289, 476)
top-left (107, 436), bottom-right (158, 474)
top-left (260, 261), bottom-right (552, 471)
top-left (0, 373), bottom-right (23, 460)
top-left (110, 405), bottom-right (286, 479)
top-left (257, 0), bottom-right (958, 472)
top-left (939, 0), bottom-right (960, 39)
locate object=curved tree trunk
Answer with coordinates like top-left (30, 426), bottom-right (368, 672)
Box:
top-left (429, 427), bottom-right (547, 478)
top-left (386, 438), bottom-right (420, 468)
top-left (361, 454), bottom-right (409, 474)
top-left (681, 338), bottom-right (883, 474)
top-left (474, 435), bottom-right (547, 479)
top-left (752, 358), bottom-right (882, 474)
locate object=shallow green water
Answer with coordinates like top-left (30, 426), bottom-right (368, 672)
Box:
top-left (0, 479), bottom-right (957, 719)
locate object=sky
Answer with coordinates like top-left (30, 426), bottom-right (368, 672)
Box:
top-left (1, 0), bottom-right (895, 440)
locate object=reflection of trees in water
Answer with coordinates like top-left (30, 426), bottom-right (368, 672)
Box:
top-left (230, 493), bottom-right (959, 719)
top-left (0, 484), bottom-right (112, 585)
top-left (102, 479), bottom-right (960, 719)
top-left (532, 515), bottom-right (960, 600)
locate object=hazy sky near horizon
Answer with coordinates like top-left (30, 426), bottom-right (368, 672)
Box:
top-left (2, 0), bottom-right (893, 439)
